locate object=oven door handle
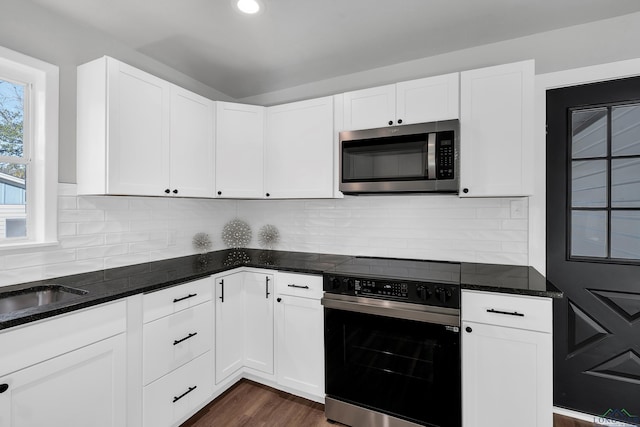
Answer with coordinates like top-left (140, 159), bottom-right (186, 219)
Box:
top-left (321, 296), bottom-right (460, 327)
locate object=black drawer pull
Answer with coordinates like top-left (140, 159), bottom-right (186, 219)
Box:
top-left (173, 293), bottom-right (197, 303)
top-left (486, 308), bottom-right (525, 317)
top-left (265, 276), bottom-right (271, 299)
top-left (0, 384), bottom-right (8, 393)
top-left (219, 280), bottom-right (224, 303)
top-left (173, 332), bottom-right (198, 346)
top-left (287, 284), bottom-right (310, 289)
top-left (173, 385), bottom-right (197, 403)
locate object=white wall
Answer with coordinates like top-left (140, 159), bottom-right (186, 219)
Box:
top-left (0, 184), bottom-right (528, 287)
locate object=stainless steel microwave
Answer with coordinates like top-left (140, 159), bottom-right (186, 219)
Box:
top-left (339, 120), bottom-right (460, 194)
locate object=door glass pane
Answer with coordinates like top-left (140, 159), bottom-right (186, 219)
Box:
top-left (572, 108), bottom-right (607, 159)
top-left (0, 162), bottom-right (27, 239)
top-left (611, 211), bottom-right (640, 259)
top-left (611, 158), bottom-right (640, 207)
top-left (612, 104), bottom-right (640, 156)
top-left (0, 80), bottom-right (25, 159)
top-left (571, 210), bottom-right (607, 257)
top-left (572, 160), bottom-right (607, 207)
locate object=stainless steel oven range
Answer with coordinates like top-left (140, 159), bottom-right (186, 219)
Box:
top-left (322, 257), bottom-right (461, 427)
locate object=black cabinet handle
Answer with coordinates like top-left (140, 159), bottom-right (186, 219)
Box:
top-left (219, 280), bottom-right (224, 303)
top-left (265, 276), bottom-right (271, 299)
top-left (462, 188), bottom-right (469, 194)
top-left (265, 193), bottom-right (270, 197)
top-left (217, 191), bottom-right (222, 195)
top-left (388, 120), bottom-right (393, 125)
top-left (397, 119), bottom-right (403, 124)
top-left (173, 332), bottom-right (198, 346)
top-left (0, 384), bottom-right (8, 393)
top-left (164, 189), bottom-right (170, 194)
top-left (173, 385), bottom-right (197, 403)
top-left (277, 297), bottom-right (282, 303)
top-left (173, 293), bottom-right (197, 303)
top-left (465, 326), bottom-right (472, 333)
top-left (287, 284), bottom-right (309, 289)
top-left (173, 189), bottom-right (178, 194)
top-left (486, 308), bottom-right (525, 317)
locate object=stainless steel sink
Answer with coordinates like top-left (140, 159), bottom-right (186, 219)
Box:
top-left (0, 285), bottom-right (88, 314)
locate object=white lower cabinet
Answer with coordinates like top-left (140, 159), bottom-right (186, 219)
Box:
top-left (143, 300), bottom-right (213, 385)
top-left (244, 271), bottom-right (274, 374)
top-left (0, 301), bottom-right (127, 427)
top-left (215, 271), bottom-right (245, 383)
top-left (143, 351), bottom-right (213, 427)
top-left (275, 272), bottom-right (324, 400)
top-left (461, 290), bottom-right (552, 427)
top-left (142, 277), bottom-right (214, 427)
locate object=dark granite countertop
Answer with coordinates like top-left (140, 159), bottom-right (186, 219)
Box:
top-left (0, 249), bottom-right (561, 330)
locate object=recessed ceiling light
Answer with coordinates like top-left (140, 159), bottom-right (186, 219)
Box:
top-left (236, 0), bottom-right (261, 14)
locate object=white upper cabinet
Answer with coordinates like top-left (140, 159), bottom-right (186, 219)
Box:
top-left (343, 73), bottom-right (459, 130)
top-left (169, 87), bottom-right (215, 198)
top-left (343, 84), bottom-right (396, 130)
top-left (76, 56), bottom-right (215, 198)
top-left (396, 73), bottom-right (460, 125)
top-left (215, 102), bottom-right (265, 198)
top-left (459, 60), bottom-right (534, 197)
top-left (265, 96), bottom-right (334, 198)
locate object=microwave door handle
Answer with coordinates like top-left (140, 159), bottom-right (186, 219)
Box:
top-left (427, 133), bottom-right (437, 179)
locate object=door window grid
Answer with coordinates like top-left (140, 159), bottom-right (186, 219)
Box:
top-left (569, 102), bottom-right (640, 262)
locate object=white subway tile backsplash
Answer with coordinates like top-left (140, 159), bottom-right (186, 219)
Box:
top-left (0, 184), bottom-right (531, 288)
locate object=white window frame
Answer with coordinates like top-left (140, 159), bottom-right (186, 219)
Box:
top-left (0, 46), bottom-right (58, 248)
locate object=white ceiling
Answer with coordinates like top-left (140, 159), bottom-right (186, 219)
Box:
top-left (27, 0), bottom-right (640, 99)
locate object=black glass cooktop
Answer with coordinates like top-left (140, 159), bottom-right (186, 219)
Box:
top-left (328, 256), bottom-right (461, 284)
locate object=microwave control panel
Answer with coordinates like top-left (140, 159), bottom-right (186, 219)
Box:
top-left (436, 130), bottom-right (455, 180)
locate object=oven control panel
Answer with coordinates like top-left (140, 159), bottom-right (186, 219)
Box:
top-left (324, 274), bottom-right (460, 309)
top-left (356, 279), bottom-right (408, 298)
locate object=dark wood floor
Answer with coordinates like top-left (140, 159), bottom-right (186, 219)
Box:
top-left (182, 379), bottom-right (336, 426)
top-left (183, 379), bottom-right (596, 427)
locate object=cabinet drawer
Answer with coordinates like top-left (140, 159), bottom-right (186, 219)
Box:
top-left (143, 301), bottom-right (213, 385)
top-left (276, 272), bottom-right (323, 299)
top-left (144, 276), bottom-right (212, 323)
top-left (143, 351), bottom-right (213, 427)
top-left (462, 290), bottom-right (552, 333)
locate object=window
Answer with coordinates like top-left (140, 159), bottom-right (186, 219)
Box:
top-left (570, 102), bottom-right (640, 261)
top-left (0, 46), bottom-right (58, 247)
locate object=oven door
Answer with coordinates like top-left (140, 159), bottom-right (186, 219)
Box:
top-left (323, 296), bottom-right (461, 427)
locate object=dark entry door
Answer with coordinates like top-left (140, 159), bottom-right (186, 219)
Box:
top-left (547, 77), bottom-right (640, 425)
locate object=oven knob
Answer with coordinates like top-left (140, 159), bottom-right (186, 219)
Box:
top-left (435, 287), bottom-right (452, 304)
top-left (345, 279), bottom-right (356, 291)
top-left (416, 285), bottom-right (432, 301)
top-left (331, 278), bottom-right (341, 290)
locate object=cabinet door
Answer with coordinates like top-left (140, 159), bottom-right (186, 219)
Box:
top-left (343, 84), bottom-right (396, 130)
top-left (215, 102), bottom-right (265, 198)
top-left (107, 59), bottom-right (171, 196)
top-left (275, 294), bottom-right (324, 399)
top-left (459, 60), bottom-right (534, 197)
top-left (244, 272), bottom-right (274, 374)
top-left (462, 321), bottom-right (552, 427)
top-left (396, 73), bottom-right (459, 124)
top-left (214, 273), bottom-right (244, 383)
top-left (0, 334), bottom-right (126, 427)
top-left (170, 87), bottom-right (215, 198)
top-left (265, 97), bottom-right (334, 198)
